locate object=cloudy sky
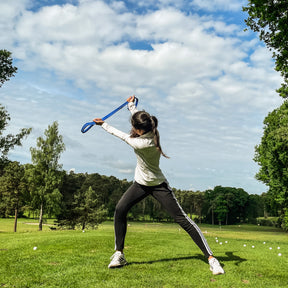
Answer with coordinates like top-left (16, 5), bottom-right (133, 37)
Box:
top-left (0, 0), bottom-right (283, 194)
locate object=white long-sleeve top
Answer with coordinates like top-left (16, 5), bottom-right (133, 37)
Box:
top-left (101, 102), bottom-right (167, 186)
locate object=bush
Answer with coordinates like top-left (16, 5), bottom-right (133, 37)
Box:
top-left (257, 217), bottom-right (279, 227)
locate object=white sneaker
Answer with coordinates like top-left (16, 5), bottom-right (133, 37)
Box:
top-left (209, 257), bottom-right (225, 275)
top-left (108, 251), bottom-right (127, 268)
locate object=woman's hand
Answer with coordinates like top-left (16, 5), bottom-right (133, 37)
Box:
top-left (127, 95), bottom-right (135, 102)
top-left (93, 118), bottom-right (104, 126)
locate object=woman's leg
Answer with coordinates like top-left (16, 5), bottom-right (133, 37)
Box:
top-left (152, 183), bottom-right (213, 258)
top-left (114, 182), bottom-right (148, 251)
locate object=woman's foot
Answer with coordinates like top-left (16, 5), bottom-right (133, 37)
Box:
top-left (108, 251), bottom-right (127, 268)
top-left (208, 257), bottom-right (225, 275)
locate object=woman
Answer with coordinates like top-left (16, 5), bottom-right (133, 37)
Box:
top-left (93, 96), bottom-right (224, 275)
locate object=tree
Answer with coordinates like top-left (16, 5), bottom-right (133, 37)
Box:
top-left (230, 188), bottom-right (249, 224)
top-left (254, 101), bottom-right (288, 230)
top-left (193, 191), bottom-right (205, 223)
top-left (73, 186), bottom-right (107, 230)
top-left (243, 0), bottom-right (288, 98)
top-left (247, 194), bottom-right (265, 222)
top-left (243, 1), bottom-right (288, 230)
top-left (204, 189), bottom-right (217, 225)
top-left (27, 121), bottom-right (65, 231)
top-left (0, 49), bottom-right (17, 88)
top-left (0, 161), bottom-right (28, 232)
top-left (214, 194), bottom-right (228, 225)
top-left (0, 105), bottom-right (32, 166)
top-left (203, 186), bottom-right (249, 225)
top-left (0, 50), bottom-right (31, 169)
top-left (57, 171), bottom-right (87, 228)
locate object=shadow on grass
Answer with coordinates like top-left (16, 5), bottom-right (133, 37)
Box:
top-left (224, 252), bottom-right (247, 266)
top-left (128, 251), bottom-right (247, 268)
top-left (128, 255), bottom-right (205, 266)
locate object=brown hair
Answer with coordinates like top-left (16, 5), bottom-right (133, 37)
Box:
top-left (130, 111), bottom-right (169, 158)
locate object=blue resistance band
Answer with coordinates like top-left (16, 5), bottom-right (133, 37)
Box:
top-left (81, 97), bottom-right (138, 133)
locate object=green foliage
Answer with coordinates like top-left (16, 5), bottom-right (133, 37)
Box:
top-left (0, 51), bottom-right (31, 163)
top-left (203, 186), bottom-right (249, 225)
top-left (243, 1), bottom-right (288, 231)
top-left (243, 0), bottom-right (288, 98)
top-left (279, 208), bottom-right (288, 231)
top-left (57, 171), bottom-right (87, 228)
top-left (257, 217), bottom-right (280, 227)
top-left (27, 122), bottom-right (65, 230)
top-left (214, 194), bottom-right (228, 224)
top-left (174, 189), bottom-right (205, 221)
top-left (30, 121), bottom-right (65, 171)
top-left (247, 194), bottom-right (265, 221)
top-left (0, 104), bottom-right (32, 163)
top-left (254, 101), bottom-right (288, 229)
top-left (0, 162), bottom-right (28, 232)
top-left (0, 162), bottom-right (268, 230)
top-left (57, 172), bottom-right (130, 229)
top-left (0, 49), bottom-right (17, 87)
top-left (73, 186), bottom-right (108, 230)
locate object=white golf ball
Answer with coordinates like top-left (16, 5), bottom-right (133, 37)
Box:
top-left (263, 242), bottom-right (266, 244)
top-left (252, 245), bottom-right (255, 248)
top-left (220, 242), bottom-right (223, 245)
top-left (33, 247), bottom-right (37, 250)
top-left (277, 247), bottom-right (280, 250)
top-left (225, 241), bottom-right (228, 244)
top-left (269, 247), bottom-right (272, 250)
top-left (243, 244), bottom-right (246, 247)
top-left (278, 253), bottom-right (282, 256)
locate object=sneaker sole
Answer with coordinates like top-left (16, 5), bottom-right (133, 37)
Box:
top-left (108, 262), bottom-right (127, 269)
top-left (210, 268), bottom-right (225, 275)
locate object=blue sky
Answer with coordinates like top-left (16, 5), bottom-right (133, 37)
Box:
top-left (0, 0), bottom-right (283, 194)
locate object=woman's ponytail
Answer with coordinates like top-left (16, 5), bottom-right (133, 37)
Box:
top-left (131, 111), bottom-right (169, 158)
top-left (152, 117), bottom-right (169, 159)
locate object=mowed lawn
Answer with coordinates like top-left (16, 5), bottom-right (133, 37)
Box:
top-left (0, 219), bottom-right (287, 288)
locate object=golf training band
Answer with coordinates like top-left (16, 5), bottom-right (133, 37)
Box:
top-left (81, 97), bottom-right (138, 133)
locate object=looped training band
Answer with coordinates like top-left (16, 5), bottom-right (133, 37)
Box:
top-left (81, 97), bottom-right (138, 133)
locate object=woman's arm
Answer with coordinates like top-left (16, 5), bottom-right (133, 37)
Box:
top-left (101, 122), bottom-right (151, 150)
top-left (127, 95), bottom-right (138, 115)
top-left (93, 118), bottom-right (131, 143)
top-left (128, 101), bottom-right (138, 115)
top-left (93, 119), bottom-right (151, 150)
top-left (101, 122), bottom-right (131, 143)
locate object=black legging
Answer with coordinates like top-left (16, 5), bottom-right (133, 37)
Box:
top-left (114, 181), bottom-right (213, 258)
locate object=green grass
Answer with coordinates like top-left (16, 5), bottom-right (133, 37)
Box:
top-left (0, 219), bottom-right (287, 288)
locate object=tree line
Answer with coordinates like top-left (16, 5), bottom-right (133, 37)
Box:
top-left (0, 156), bottom-right (278, 232)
